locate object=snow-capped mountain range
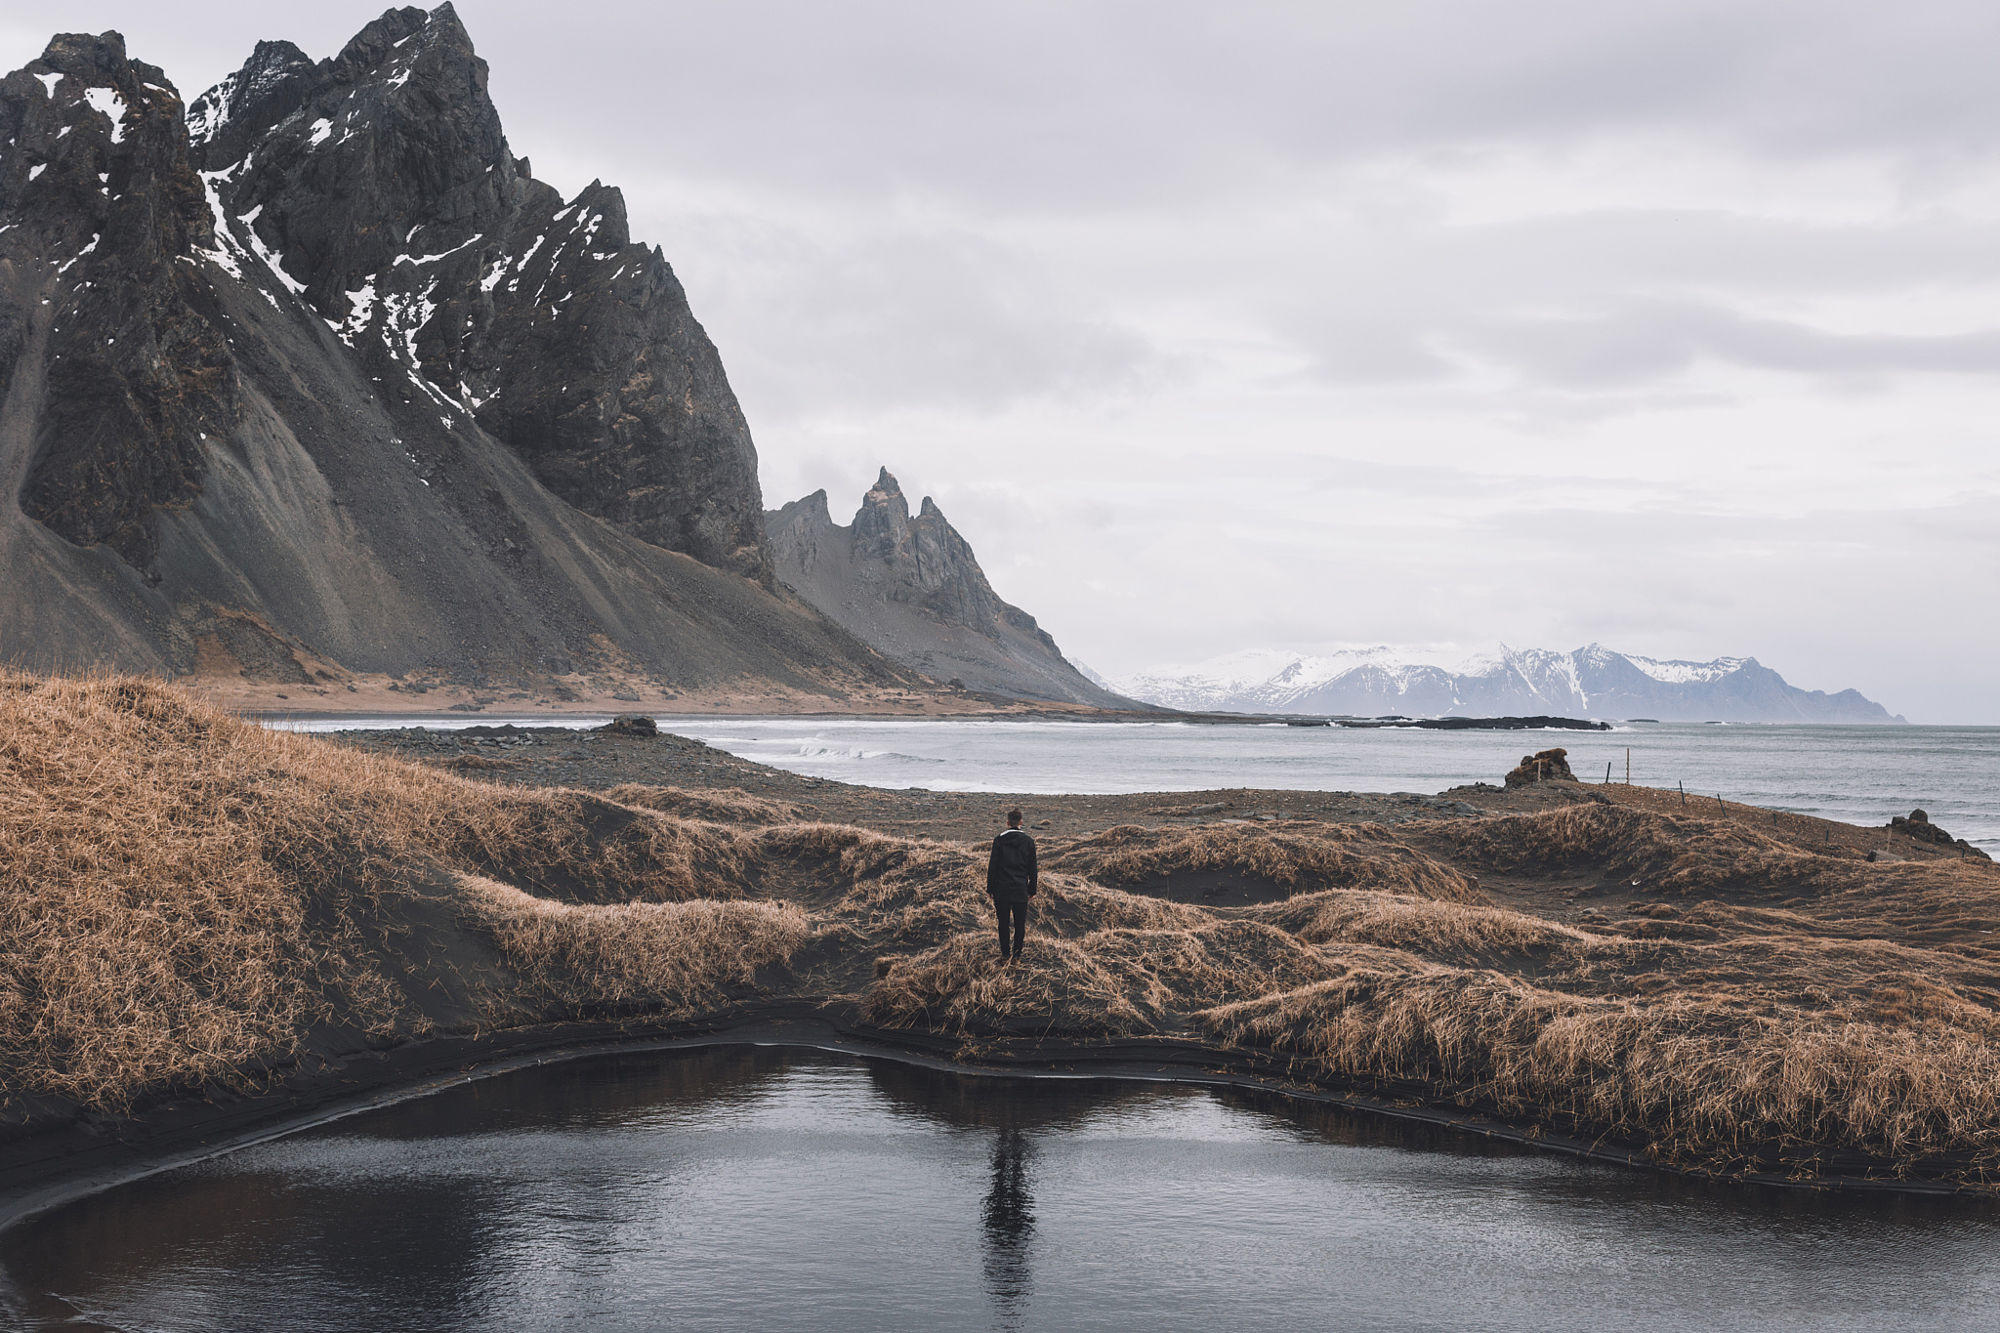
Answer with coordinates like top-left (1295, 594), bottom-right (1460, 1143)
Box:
top-left (1106, 645), bottom-right (1903, 723)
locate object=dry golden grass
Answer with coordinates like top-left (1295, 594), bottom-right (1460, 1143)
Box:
top-left (1199, 970), bottom-right (2000, 1174)
top-left (606, 783), bottom-right (804, 825)
top-left (0, 675), bottom-right (775, 1110)
top-left (863, 917), bottom-right (1341, 1036)
top-left (1251, 889), bottom-right (1589, 958)
top-left (447, 753), bottom-right (522, 772)
top-left (1, 675), bottom-right (415, 1108)
top-left (1048, 822), bottom-right (1482, 902)
top-left (1401, 803), bottom-right (1855, 897)
top-left (9, 671), bottom-right (2000, 1184)
top-left (457, 874), bottom-right (808, 1013)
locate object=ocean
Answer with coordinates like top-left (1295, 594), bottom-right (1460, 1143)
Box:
top-left (277, 715), bottom-right (2000, 853)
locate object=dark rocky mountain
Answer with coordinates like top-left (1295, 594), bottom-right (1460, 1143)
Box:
top-left (766, 470), bottom-right (1130, 707)
top-left (0, 8), bottom-right (911, 701)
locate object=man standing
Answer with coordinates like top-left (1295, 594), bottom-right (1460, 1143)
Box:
top-left (986, 808), bottom-right (1038, 962)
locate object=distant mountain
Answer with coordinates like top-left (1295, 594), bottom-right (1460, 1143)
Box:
top-left (0, 6), bottom-right (910, 700)
top-left (1111, 645), bottom-right (1904, 723)
top-left (765, 470), bottom-right (1131, 707)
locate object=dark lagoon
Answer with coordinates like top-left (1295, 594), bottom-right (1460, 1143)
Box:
top-left (5, 1047), bottom-right (1998, 1332)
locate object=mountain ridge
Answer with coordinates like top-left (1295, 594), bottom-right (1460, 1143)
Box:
top-left (0, 7), bottom-right (917, 703)
top-left (765, 469), bottom-right (1131, 707)
top-left (1112, 644), bottom-right (1904, 723)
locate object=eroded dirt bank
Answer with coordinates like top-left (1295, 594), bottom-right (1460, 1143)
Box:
top-left (5, 676), bottom-right (1998, 1220)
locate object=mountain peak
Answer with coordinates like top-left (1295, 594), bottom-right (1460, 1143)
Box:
top-left (172, 4), bottom-right (774, 577)
top-left (0, 7), bottom-right (853, 687)
top-left (332, 7), bottom-right (434, 73)
top-left (764, 472), bottom-right (1124, 707)
top-left (1, 24), bottom-right (231, 565)
top-left (39, 30), bottom-right (129, 71)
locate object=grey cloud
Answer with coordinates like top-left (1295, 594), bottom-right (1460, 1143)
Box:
top-left (1459, 299), bottom-right (2000, 386)
top-left (13, 2), bottom-right (2000, 211)
top-left (4, 3), bottom-right (1997, 718)
top-left (653, 208), bottom-right (1166, 422)
top-left (1253, 208), bottom-right (2000, 397)
top-left (491, 0), bottom-right (2000, 208)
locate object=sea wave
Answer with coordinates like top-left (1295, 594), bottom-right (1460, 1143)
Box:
top-left (782, 742), bottom-right (947, 765)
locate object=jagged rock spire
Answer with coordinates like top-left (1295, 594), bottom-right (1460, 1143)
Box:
top-left (764, 469), bottom-right (1128, 707)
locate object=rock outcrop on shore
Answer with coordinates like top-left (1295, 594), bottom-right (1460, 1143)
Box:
top-left (1505, 747), bottom-right (1577, 786)
top-left (1889, 808), bottom-right (1992, 860)
top-left (765, 469), bottom-right (1131, 706)
top-left (0, 7), bottom-right (903, 699)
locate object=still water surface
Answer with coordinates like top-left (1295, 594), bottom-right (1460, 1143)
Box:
top-left (6, 1048), bottom-right (1998, 1332)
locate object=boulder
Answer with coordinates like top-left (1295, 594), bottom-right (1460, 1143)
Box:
top-left (1883, 809), bottom-right (1992, 859)
top-left (1889, 809), bottom-right (1956, 846)
top-left (598, 714), bottom-right (657, 737)
top-left (1505, 748), bottom-right (1576, 787)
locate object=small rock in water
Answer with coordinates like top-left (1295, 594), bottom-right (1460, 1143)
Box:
top-left (598, 714), bottom-right (657, 736)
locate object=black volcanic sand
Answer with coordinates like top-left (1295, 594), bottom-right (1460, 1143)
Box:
top-left (331, 724), bottom-right (1582, 837)
top-left (329, 723), bottom-right (1969, 921)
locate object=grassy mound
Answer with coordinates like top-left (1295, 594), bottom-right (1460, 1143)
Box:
top-left (0, 675), bottom-right (783, 1111)
top-left (1046, 822), bottom-right (1480, 904)
top-left (604, 784), bottom-right (805, 826)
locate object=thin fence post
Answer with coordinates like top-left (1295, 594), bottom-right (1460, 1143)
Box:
top-left (1677, 780), bottom-right (1686, 807)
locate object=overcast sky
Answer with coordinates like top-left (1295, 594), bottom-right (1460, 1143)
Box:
top-left (6, 2), bottom-right (1998, 720)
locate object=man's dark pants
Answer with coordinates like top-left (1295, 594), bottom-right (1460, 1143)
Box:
top-left (994, 897), bottom-right (1029, 958)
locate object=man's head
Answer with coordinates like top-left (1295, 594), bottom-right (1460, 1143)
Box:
top-left (1006, 808), bottom-right (1023, 829)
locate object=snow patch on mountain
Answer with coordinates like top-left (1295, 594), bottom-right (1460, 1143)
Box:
top-left (1625, 653), bottom-right (1745, 685)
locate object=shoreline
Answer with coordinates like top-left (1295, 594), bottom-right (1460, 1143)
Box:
top-left (10, 1008), bottom-right (1993, 1239)
top-left (235, 702), bottom-right (1965, 728)
top-left (8, 674), bottom-right (1999, 1232)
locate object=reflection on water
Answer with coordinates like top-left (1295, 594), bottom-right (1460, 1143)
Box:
top-left (982, 1129), bottom-right (1035, 1317)
top-left (4, 1047), bottom-right (2000, 1331)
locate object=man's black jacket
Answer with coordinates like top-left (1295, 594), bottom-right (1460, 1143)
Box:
top-left (986, 828), bottom-right (1039, 901)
